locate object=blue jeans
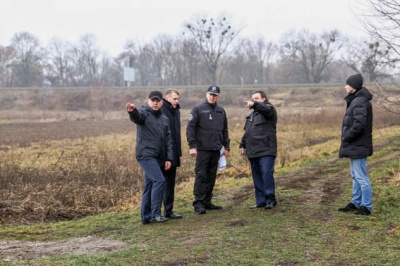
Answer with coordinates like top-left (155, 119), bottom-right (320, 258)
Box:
top-left (250, 155), bottom-right (277, 206)
top-left (138, 158), bottom-right (165, 223)
top-left (350, 158), bottom-right (372, 211)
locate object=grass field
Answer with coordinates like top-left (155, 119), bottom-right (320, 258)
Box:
top-left (0, 86), bottom-right (400, 265)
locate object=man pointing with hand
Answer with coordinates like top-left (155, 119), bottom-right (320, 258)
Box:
top-left (240, 91), bottom-right (278, 210)
top-left (126, 91), bottom-right (173, 224)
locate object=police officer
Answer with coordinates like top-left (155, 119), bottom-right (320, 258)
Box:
top-left (186, 85), bottom-right (230, 215)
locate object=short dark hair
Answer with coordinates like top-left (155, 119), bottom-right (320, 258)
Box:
top-left (253, 90), bottom-right (267, 99)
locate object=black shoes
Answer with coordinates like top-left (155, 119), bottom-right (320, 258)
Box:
top-left (166, 213), bottom-right (182, 219)
top-left (354, 206), bottom-right (371, 216)
top-left (265, 202), bottom-right (276, 209)
top-left (204, 203), bottom-right (222, 210)
top-left (250, 204), bottom-right (265, 209)
top-left (150, 215), bottom-right (169, 223)
top-left (194, 206), bottom-right (206, 215)
top-left (194, 202), bottom-right (221, 214)
top-left (338, 203), bottom-right (371, 215)
top-left (338, 202), bottom-right (358, 212)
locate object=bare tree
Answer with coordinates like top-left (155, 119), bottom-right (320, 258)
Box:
top-left (45, 37), bottom-right (72, 86)
top-left (152, 34), bottom-right (174, 86)
top-left (0, 45), bottom-right (15, 87)
top-left (359, 0), bottom-right (400, 114)
top-left (135, 43), bottom-right (156, 86)
top-left (66, 34), bottom-right (110, 86)
top-left (178, 38), bottom-right (203, 85)
top-left (184, 14), bottom-right (240, 84)
top-left (225, 37), bottom-right (277, 85)
top-left (10, 32), bottom-right (45, 87)
top-left (360, 0), bottom-right (400, 58)
top-left (67, 45), bottom-right (87, 86)
top-left (79, 34), bottom-right (101, 86)
top-left (342, 38), bottom-right (395, 81)
top-left (280, 29), bottom-right (346, 83)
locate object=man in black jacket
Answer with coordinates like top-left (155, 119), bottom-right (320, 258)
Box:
top-left (338, 74), bottom-right (373, 216)
top-left (126, 91), bottom-right (173, 224)
top-left (161, 89), bottom-right (182, 219)
top-left (239, 91), bottom-right (278, 209)
top-left (186, 85), bottom-right (230, 215)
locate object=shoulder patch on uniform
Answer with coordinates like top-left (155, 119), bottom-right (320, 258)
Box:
top-left (188, 114), bottom-right (193, 121)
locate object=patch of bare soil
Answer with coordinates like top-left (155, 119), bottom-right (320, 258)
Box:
top-left (0, 236), bottom-right (130, 261)
top-left (0, 120), bottom-right (131, 147)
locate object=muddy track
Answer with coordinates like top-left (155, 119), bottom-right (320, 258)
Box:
top-left (276, 135), bottom-right (400, 207)
top-left (228, 134), bottom-right (400, 210)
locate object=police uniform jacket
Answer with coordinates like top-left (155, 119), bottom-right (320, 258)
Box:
top-left (339, 87), bottom-right (373, 159)
top-left (186, 100), bottom-right (230, 151)
top-left (128, 105), bottom-right (173, 165)
top-left (239, 100), bottom-right (277, 159)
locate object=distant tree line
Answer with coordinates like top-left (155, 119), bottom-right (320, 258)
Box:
top-left (0, 13), bottom-right (397, 88)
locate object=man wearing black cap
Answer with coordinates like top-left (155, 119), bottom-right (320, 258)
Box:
top-left (186, 85), bottom-right (230, 214)
top-left (126, 91), bottom-right (173, 224)
top-left (338, 74), bottom-right (374, 216)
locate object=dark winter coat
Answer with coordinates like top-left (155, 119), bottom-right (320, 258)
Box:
top-left (186, 100), bottom-right (230, 151)
top-left (161, 99), bottom-right (182, 167)
top-left (128, 105), bottom-right (173, 165)
top-left (339, 87), bottom-right (373, 159)
top-left (239, 100), bottom-right (277, 159)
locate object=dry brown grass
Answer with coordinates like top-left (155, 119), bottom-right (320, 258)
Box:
top-left (1, 86), bottom-right (399, 225)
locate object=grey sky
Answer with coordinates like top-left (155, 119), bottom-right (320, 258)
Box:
top-left (0, 0), bottom-right (368, 56)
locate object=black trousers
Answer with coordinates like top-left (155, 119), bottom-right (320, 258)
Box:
top-left (162, 166), bottom-right (177, 216)
top-left (193, 150), bottom-right (220, 208)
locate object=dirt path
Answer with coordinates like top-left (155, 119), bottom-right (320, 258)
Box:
top-left (0, 236), bottom-right (130, 261)
top-left (276, 135), bottom-right (400, 208)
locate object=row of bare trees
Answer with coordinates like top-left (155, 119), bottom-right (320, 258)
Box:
top-left (0, 13), bottom-right (397, 88)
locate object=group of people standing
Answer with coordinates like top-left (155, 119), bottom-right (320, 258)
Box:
top-left (126, 73), bottom-right (374, 224)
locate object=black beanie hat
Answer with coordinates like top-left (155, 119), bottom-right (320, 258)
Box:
top-left (346, 74), bottom-right (363, 90)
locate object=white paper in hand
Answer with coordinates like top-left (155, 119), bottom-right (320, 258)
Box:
top-left (218, 148), bottom-right (227, 171)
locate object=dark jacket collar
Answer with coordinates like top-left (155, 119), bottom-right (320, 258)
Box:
top-left (162, 99), bottom-right (180, 111)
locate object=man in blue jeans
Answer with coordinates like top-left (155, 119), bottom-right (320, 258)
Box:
top-left (338, 74), bottom-right (373, 216)
top-left (239, 91), bottom-right (278, 210)
top-left (126, 91), bottom-right (173, 224)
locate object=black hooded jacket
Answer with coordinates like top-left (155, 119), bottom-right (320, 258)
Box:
top-left (339, 87), bottom-right (373, 159)
top-left (239, 100), bottom-right (277, 159)
top-left (161, 99), bottom-right (182, 167)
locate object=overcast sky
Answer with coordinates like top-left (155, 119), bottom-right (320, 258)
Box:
top-left (0, 0), bottom-right (368, 57)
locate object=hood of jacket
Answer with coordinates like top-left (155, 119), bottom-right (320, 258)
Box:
top-left (345, 87), bottom-right (373, 104)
